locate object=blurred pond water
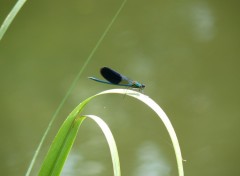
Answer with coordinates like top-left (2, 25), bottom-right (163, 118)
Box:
top-left (0, 0), bottom-right (239, 175)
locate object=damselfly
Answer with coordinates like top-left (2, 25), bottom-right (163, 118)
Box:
top-left (88, 67), bottom-right (145, 91)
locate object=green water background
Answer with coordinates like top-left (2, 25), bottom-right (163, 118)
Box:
top-left (0, 0), bottom-right (239, 175)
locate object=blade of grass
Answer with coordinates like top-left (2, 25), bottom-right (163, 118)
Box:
top-left (25, 1), bottom-right (128, 175)
top-left (95, 89), bottom-right (184, 176)
top-left (39, 113), bottom-right (120, 176)
top-left (0, 0), bottom-right (27, 41)
top-left (38, 115), bottom-right (85, 176)
top-left (39, 88), bottom-right (183, 176)
top-left (85, 115), bottom-right (121, 176)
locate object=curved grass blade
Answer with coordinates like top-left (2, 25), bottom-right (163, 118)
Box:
top-left (39, 110), bottom-right (121, 176)
top-left (94, 89), bottom-right (184, 176)
top-left (39, 88), bottom-right (184, 176)
top-left (84, 115), bottom-right (121, 176)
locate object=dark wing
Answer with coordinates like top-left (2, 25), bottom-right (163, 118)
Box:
top-left (100, 67), bottom-right (123, 84)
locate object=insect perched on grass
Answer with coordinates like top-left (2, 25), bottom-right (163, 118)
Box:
top-left (88, 67), bottom-right (145, 91)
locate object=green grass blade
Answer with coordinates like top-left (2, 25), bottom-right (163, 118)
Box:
top-left (0, 0), bottom-right (27, 41)
top-left (85, 115), bottom-right (121, 176)
top-left (38, 88), bottom-right (183, 176)
top-left (38, 105), bottom-right (86, 176)
top-left (95, 89), bottom-right (184, 176)
top-left (38, 105), bottom-right (121, 176)
top-left (25, 1), bottom-right (128, 174)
